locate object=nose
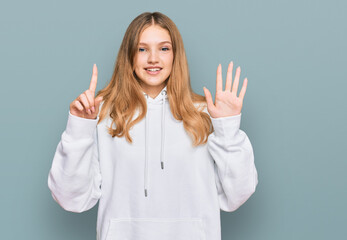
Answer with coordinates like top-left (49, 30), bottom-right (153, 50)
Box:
top-left (148, 49), bottom-right (159, 64)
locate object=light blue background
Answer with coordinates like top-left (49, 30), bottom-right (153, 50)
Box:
top-left (1, 0), bottom-right (346, 239)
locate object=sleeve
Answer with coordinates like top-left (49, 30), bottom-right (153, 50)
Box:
top-left (47, 110), bottom-right (102, 213)
top-left (207, 113), bottom-right (258, 212)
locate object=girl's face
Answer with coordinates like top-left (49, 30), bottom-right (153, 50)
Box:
top-left (133, 25), bottom-right (174, 96)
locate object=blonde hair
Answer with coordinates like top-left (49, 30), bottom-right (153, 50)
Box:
top-left (96, 12), bottom-right (213, 146)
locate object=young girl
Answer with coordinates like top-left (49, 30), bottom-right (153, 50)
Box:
top-left (48, 11), bottom-right (258, 240)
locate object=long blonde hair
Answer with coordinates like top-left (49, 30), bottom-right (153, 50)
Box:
top-left (96, 12), bottom-right (213, 146)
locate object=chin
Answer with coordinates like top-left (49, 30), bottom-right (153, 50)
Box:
top-left (142, 77), bottom-right (169, 86)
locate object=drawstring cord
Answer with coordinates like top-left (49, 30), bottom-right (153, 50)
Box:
top-left (161, 90), bottom-right (166, 170)
top-left (144, 97), bottom-right (149, 197)
top-left (143, 87), bottom-right (167, 197)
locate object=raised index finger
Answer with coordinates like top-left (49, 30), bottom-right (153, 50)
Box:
top-left (89, 64), bottom-right (98, 93)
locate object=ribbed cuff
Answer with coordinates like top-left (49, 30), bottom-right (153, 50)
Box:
top-left (210, 113), bottom-right (241, 139)
top-left (65, 110), bottom-right (99, 139)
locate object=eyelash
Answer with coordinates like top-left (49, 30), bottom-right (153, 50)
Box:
top-left (138, 47), bottom-right (170, 52)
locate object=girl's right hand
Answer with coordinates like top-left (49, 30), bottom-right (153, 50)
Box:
top-left (69, 64), bottom-right (103, 119)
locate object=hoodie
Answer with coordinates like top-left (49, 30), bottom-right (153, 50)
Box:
top-left (47, 85), bottom-right (258, 240)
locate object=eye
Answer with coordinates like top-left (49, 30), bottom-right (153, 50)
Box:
top-left (162, 47), bottom-right (170, 51)
top-left (138, 48), bottom-right (146, 52)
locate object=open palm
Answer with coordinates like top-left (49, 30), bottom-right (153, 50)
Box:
top-left (203, 61), bottom-right (248, 118)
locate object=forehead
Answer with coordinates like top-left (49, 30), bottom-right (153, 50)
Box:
top-left (139, 25), bottom-right (172, 44)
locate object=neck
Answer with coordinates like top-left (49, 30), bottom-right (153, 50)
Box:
top-left (141, 83), bottom-right (166, 99)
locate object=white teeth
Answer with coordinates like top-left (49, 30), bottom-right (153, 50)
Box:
top-left (146, 68), bottom-right (161, 71)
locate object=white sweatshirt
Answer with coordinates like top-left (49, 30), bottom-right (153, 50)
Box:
top-left (48, 85), bottom-right (258, 240)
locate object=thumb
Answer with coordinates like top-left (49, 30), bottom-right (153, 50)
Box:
top-left (95, 96), bottom-right (103, 110)
top-left (203, 87), bottom-right (215, 111)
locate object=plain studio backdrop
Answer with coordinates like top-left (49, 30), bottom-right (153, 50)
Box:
top-left (0, 0), bottom-right (346, 239)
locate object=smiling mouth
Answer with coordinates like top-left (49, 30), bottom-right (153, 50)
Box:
top-left (145, 68), bottom-right (162, 74)
top-left (145, 68), bottom-right (162, 71)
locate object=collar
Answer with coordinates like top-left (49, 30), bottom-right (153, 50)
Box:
top-left (142, 85), bottom-right (168, 104)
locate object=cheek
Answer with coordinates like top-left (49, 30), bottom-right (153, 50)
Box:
top-left (134, 56), bottom-right (145, 69)
top-left (134, 63), bottom-right (143, 76)
top-left (165, 54), bottom-right (174, 68)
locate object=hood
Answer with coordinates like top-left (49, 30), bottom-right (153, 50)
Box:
top-left (142, 85), bottom-right (168, 197)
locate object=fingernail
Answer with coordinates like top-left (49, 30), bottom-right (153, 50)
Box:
top-left (87, 109), bottom-right (91, 114)
top-left (91, 106), bottom-right (95, 112)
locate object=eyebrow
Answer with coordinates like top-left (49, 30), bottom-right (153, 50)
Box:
top-left (139, 41), bottom-right (172, 45)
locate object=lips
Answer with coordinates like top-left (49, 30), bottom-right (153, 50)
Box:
top-left (145, 68), bottom-right (162, 75)
top-left (144, 67), bottom-right (162, 75)
top-left (144, 67), bottom-right (162, 70)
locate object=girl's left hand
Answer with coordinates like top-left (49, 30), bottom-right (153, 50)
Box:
top-left (203, 61), bottom-right (248, 118)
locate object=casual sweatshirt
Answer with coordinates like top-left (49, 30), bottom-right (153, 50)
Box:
top-left (47, 85), bottom-right (258, 240)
